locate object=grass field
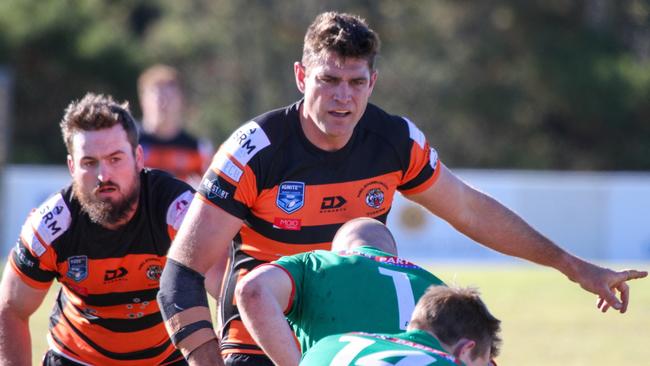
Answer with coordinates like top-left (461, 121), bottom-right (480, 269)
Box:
top-left (24, 262), bottom-right (650, 365)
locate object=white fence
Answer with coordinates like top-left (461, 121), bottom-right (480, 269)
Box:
top-left (2, 165), bottom-right (649, 262)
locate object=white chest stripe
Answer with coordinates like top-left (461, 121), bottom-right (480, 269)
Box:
top-left (221, 120), bottom-right (271, 166)
top-left (402, 117), bottom-right (426, 149)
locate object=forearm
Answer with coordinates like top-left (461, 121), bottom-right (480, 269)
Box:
top-left (452, 191), bottom-right (583, 279)
top-left (0, 313), bottom-right (32, 366)
top-left (187, 339), bottom-right (224, 366)
top-left (158, 259), bottom-right (220, 365)
top-left (238, 287), bottom-right (300, 366)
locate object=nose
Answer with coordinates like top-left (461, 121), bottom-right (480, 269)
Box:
top-left (97, 162), bottom-right (111, 183)
top-left (333, 82), bottom-right (352, 103)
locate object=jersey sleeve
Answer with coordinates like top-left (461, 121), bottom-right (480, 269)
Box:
top-left (271, 252), bottom-right (309, 317)
top-left (165, 189), bottom-right (194, 240)
top-left (396, 117), bottom-right (442, 195)
top-left (10, 193), bottom-right (71, 289)
top-left (197, 121), bottom-right (271, 219)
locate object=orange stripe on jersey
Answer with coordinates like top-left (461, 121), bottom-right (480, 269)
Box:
top-left (403, 139), bottom-right (432, 184)
top-left (59, 254), bottom-right (166, 294)
top-left (239, 227), bottom-right (330, 262)
top-left (250, 173), bottom-right (402, 227)
top-left (400, 158), bottom-right (441, 195)
top-left (221, 320), bottom-right (266, 356)
top-left (144, 146), bottom-right (204, 180)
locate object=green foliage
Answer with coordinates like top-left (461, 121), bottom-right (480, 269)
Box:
top-left (1, 0), bottom-right (649, 169)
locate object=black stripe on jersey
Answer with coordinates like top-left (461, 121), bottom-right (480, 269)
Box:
top-left (59, 290), bottom-right (163, 333)
top-left (50, 332), bottom-right (83, 358)
top-left (69, 287), bottom-right (159, 307)
top-left (244, 211), bottom-right (389, 245)
top-left (12, 241), bottom-right (58, 283)
top-left (140, 130), bottom-right (200, 149)
top-left (397, 162), bottom-right (435, 192)
top-left (220, 341), bottom-right (262, 351)
top-left (57, 297), bottom-right (173, 360)
top-left (199, 169), bottom-right (249, 219)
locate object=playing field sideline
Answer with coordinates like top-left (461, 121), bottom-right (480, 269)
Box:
top-left (21, 262), bottom-right (650, 365)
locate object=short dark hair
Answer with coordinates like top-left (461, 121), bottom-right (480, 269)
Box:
top-left (60, 93), bottom-right (139, 155)
top-left (302, 11), bottom-right (380, 69)
top-left (410, 286), bottom-right (502, 361)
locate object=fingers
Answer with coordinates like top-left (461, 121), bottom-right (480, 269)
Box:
top-left (623, 269), bottom-right (648, 281)
top-left (597, 297), bottom-right (610, 313)
top-left (617, 281), bottom-right (630, 313)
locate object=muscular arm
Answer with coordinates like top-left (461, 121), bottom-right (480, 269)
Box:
top-left (163, 197), bottom-right (243, 365)
top-left (235, 265), bottom-right (300, 366)
top-left (407, 164), bottom-right (647, 312)
top-left (0, 265), bottom-right (49, 366)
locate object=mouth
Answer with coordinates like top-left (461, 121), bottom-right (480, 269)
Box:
top-left (95, 185), bottom-right (119, 195)
top-left (329, 110), bottom-right (352, 118)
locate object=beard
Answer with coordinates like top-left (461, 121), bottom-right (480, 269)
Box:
top-left (74, 170), bottom-right (141, 228)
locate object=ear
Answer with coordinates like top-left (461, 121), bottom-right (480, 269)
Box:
top-left (294, 62), bottom-right (306, 93)
top-left (368, 69), bottom-right (378, 92)
top-left (453, 338), bottom-right (477, 363)
top-left (135, 145), bottom-right (145, 172)
top-left (67, 154), bottom-right (75, 175)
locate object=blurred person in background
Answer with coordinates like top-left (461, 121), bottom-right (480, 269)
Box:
top-left (138, 64), bottom-right (213, 188)
top-left (0, 93), bottom-right (196, 366)
top-left (300, 285), bottom-right (501, 366)
top-left (158, 11), bottom-right (647, 366)
top-left (235, 217), bottom-right (446, 366)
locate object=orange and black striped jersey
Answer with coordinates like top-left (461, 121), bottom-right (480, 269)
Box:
top-left (10, 169), bottom-right (194, 365)
top-left (197, 100), bottom-right (441, 357)
top-left (140, 129), bottom-right (213, 184)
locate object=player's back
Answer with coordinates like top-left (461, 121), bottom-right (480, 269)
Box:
top-left (273, 246), bottom-right (445, 353)
top-left (300, 330), bottom-right (462, 366)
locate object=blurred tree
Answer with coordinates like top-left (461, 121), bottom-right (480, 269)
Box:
top-left (0, 0), bottom-right (648, 170)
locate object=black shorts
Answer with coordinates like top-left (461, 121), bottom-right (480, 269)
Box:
top-left (224, 353), bottom-right (274, 366)
top-left (42, 350), bottom-right (189, 366)
top-left (42, 351), bottom-right (85, 366)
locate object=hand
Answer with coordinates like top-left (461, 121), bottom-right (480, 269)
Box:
top-left (573, 263), bottom-right (647, 313)
top-left (595, 269), bottom-right (647, 313)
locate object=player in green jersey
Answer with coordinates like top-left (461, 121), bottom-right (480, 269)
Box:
top-left (300, 285), bottom-right (501, 366)
top-left (235, 217), bottom-right (446, 366)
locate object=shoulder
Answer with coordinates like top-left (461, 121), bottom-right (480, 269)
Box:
top-left (360, 103), bottom-right (427, 149)
top-left (140, 169), bottom-right (194, 229)
top-left (218, 102), bottom-right (299, 167)
top-left (23, 189), bottom-right (73, 255)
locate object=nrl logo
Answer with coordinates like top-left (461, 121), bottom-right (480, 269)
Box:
top-left (276, 181), bottom-right (305, 214)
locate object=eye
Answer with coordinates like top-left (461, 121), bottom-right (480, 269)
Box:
top-left (319, 76), bottom-right (336, 84)
top-left (82, 160), bottom-right (97, 168)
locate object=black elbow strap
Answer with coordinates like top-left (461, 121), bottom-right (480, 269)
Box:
top-left (157, 258), bottom-right (217, 358)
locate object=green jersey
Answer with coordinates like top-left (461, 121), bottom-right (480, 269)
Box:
top-left (299, 330), bottom-right (462, 366)
top-left (272, 246), bottom-right (445, 353)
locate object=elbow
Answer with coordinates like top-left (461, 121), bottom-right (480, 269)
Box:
top-left (235, 276), bottom-right (263, 312)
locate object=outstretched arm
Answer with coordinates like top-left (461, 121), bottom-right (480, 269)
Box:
top-left (159, 196), bottom-right (243, 365)
top-left (236, 265), bottom-right (300, 366)
top-left (406, 163), bottom-right (647, 313)
top-left (0, 264), bottom-right (49, 366)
